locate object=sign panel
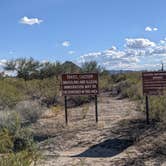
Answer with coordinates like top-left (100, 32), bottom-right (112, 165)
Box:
top-left (142, 71), bottom-right (166, 95)
top-left (61, 73), bottom-right (99, 96)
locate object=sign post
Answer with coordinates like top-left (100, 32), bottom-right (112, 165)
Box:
top-left (145, 95), bottom-right (149, 124)
top-left (64, 96), bottom-right (68, 125)
top-left (61, 73), bottom-right (99, 125)
top-left (95, 95), bottom-right (98, 123)
top-left (142, 71), bottom-right (166, 124)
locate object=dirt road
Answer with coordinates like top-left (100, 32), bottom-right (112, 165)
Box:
top-left (33, 93), bottom-right (166, 166)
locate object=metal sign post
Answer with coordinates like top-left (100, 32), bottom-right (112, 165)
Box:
top-left (64, 96), bottom-right (68, 125)
top-left (95, 95), bottom-right (98, 123)
top-left (145, 96), bottom-right (149, 124)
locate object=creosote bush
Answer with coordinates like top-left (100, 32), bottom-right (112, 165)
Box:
top-left (0, 150), bottom-right (39, 166)
top-left (149, 95), bottom-right (166, 123)
top-left (0, 112), bottom-right (39, 165)
top-left (0, 129), bottom-right (13, 153)
top-left (0, 80), bottom-right (23, 110)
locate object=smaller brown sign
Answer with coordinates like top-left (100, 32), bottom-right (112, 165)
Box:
top-left (142, 71), bottom-right (166, 95)
top-left (61, 73), bottom-right (99, 96)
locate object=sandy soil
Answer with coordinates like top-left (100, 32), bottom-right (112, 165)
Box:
top-left (32, 93), bottom-right (166, 166)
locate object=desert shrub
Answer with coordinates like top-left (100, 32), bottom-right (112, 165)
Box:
top-left (26, 77), bottom-right (59, 107)
top-left (5, 78), bottom-right (27, 95)
top-left (15, 101), bottom-right (44, 124)
top-left (0, 112), bottom-right (33, 150)
top-left (0, 150), bottom-right (39, 166)
top-left (0, 112), bottom-right (21, 135)
top-left (99, 72), bottom-right (113, 91)
top-left (0, 129), bottom-right (13, 153)
top-left (25, 79), bottom-right (43, 100)
top-left (149, 95), bottom-right (166, 123)
top-left (0, 80), bottom-right (23, 110)
top-left (0, 124), bottom-right (33, 153)
top-left (111, 72), bottom-right (143, 100)
top-left (112, 72), bottom-right (166, 122)
top-left (0, 111), bottom-right (39, 165)
top-left (126, 81), bottom-right (143, 100)
top-left (117, 80), bottom-right (131, 98)
top-left (39, 78), bottom-right (59, 106)
top-left (81, 61), bottom-right (102, 73)
top-left (111, 73), bottom-right (126, 83)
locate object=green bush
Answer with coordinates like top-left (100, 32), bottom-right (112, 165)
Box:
top-left (149, 95), bottom-right (166, 123)
top-left (111, 73), bottom-right (126, 83)
top-left (0, 112), bottom-right (21, 135)
top-left (111, 72), bottom-right (166, 123)
top-left (0, 112), bottom-right (39, 165)
top-left (26, 77), bottom-right (59, 107)
top-left (111, 72), bottom-right (142, 99)
top-left (99, 72), bottom-right (113, 91)
top-left (0, 150), bottom-right (39, 166)
top-left (0, 80), bottom-right (23, 109)
top-left (126, 81), bottom-right (142, 100)
top-left (0, 112), bottom-right (34, 151)
top-left (0, 129), bottom-right (13, 153)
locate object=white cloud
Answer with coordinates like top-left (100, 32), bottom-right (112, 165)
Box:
top-left (78, 38), bottom-right (166, 70)
top-left (109, 46), bottom-right (117, 51)
top-left (145, 26), bottom-right (152, 32)
top-left (62, 41), bottom-right (71, 47)
top-left (68, 51), bottom-right (75, 55)
top-left (160, 38), bottom-right (166, 46)
top-left (0, 59), bottom-right (7, 67)
top-left (160, 40), bottom-right (165, 44)
top-left (125, 38), bottom-right (156, 49)
top-left (145, 26), bottom-right (158, 32)
top-left (20, 16), bottom-right (43, 25)
top-left (152, 46), bottom-right (166, 55)
top-left (153, 27), bottom-right (158, 31)
top-left (79, 47), bottom-right (138, 69)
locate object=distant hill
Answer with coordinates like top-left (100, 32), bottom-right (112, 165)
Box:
top-left (62, 61), bottom-right (81, 73)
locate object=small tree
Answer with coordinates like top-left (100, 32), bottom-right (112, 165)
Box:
top-left (39, 61), bottom-right (63, 80)
top-left (4, 58), bottom-right (40, 81)
top-left (81, 61), bottom-right (102, 73)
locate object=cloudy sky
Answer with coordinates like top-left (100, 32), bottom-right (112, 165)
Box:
top-left (1, 0), bottom-right (166, 70)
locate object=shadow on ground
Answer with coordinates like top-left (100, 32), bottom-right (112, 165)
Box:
top-left (73, 118), bottom-right (156, 158)
top-left (73, 138), bottom-right (133, 158)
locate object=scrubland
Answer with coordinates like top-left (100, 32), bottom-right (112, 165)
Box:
top-left (0, 58), bottom-right (165, 165)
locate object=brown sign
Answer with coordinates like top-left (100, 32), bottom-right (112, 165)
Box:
top-left (61, 73), bottom-right (99, 96)
top-left (142, 71), bottom-right (166, 95)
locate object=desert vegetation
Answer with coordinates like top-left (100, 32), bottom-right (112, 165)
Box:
top-left (0, 58), bottom-right (165, 165)
top-left (111, 71), bottom-right (166, 123)
top-left (0, 58), bottom-right (112, 165)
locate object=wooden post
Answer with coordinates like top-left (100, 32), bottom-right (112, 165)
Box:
top-left (145, 96), bottom-right (150, 124)
top-left (64, 96), bottom-right (68, 125)
top-left (95, 95), bottom-right (98, 123)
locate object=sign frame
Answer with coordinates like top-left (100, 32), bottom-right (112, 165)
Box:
top-left (61, 73), bottom-right (99, 125)
top-left (142, 71), bottom-right (166, 124)
top-left (61, 73), bottom-right (99, 96)
top-left (142, 71), bottom-right (166, 96)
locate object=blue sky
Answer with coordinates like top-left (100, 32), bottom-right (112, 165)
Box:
top-left (1, 0), bottom-right (166, 70)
